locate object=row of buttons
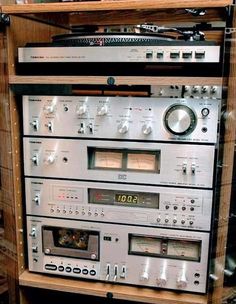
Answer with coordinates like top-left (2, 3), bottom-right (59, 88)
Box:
top-left (45, 264), bottom-right (97, 276)
top-left (50, 208), bottom-right (104, 217)
top-left (157, 217), bottom-right (194, 226)
top-left (146, 51), bottom-right (205, 59)
top-left (165, 205), bottom-right (196, 211)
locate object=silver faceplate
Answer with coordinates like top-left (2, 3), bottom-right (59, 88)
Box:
top-left (18, 45), bottom-right (220, 63)
top-left (23, 96), bottom-right (220, 143)
top-left (25, 177), bottom-right (213, 231)
top-left (23, 138), bottom-right (215, 188)
top-left (27, 216), bottom-right (210, 293)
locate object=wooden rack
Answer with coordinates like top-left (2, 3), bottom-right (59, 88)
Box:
top-left (0, 1), bottom-right (235, 304)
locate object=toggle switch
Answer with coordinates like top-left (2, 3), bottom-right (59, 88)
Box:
top-left (120, 265), bottom-right (126, 279)
top-left (191, 163), bottom-right (196, 175)
top-left (33, 194), bottom-right (40, 205)
top-left (45, 121), bottom-right (53, 132)
top-left (29, 227), bottom-right (37, 238)
top-left (31, 155), bottom-right (39, 166)
top-left (30, 120), bottom-right (39, 131)
top-left (88, 123), bottom-right (93, 134)
top-left (78, 122), bottom-right (85, 134)
top-left (182, 162), bottom-right (187, 174)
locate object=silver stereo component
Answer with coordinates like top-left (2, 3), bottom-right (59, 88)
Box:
top-left (25, 177), bottom-right (213, 231)
top-left (23, 96), bottom-right (220, 143)
top-left (23, 138), bottom-right (215, 188)
top-left (18, 45), bottom-right (220, 63)
top-left (27, 216), bottom-right (210, 293)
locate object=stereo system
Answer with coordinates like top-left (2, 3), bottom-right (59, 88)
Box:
top-left (20, 32), bottom-right (222, 294)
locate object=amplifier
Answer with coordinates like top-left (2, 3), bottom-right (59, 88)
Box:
top-left (23, 95), bottom-right (220, 143)
top-left (23, 138), bottom-right (215, 188)
top-left (27, 216), bottom-right (210, 293)
top-left (25, 177), bottom-right (213, 231)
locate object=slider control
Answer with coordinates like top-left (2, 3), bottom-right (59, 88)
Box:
top-left (106, 264), bottom-right (110, 281)
top-left (114, 265), bottom-right (118, 281)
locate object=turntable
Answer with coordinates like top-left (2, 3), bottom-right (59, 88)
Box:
top-left (18, 32), bottom-right (220, 63)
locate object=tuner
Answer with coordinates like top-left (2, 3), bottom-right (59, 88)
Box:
top-left (164, 104), bottom-right (197, 136)
top-left (118, 121), bottom-right (129, 134)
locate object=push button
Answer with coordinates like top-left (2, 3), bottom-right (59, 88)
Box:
top-left (58, 266), bottom-right (64, 272)
top-left (90, 269), bottom-right (97, 276)
top-left (73, 268), bottom-right (81, 274)
top-left (82, 269), bottom-right (89, 275)
top-left (45, 264), bottom-right (57, 271)
top-left (65, 266), bottom-right (72, 273)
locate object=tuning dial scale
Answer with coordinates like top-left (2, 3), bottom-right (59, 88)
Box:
top-left (164, 104), bottom-right (197, 136)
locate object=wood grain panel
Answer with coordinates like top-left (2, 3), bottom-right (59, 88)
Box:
top-left (0, 130), bottom-right (13, 170)
top-left (6, 15), bottom-right (69, 76)
top-left (9, 75), bottom-right (223, 85)
top-left (2, 0), bottom-right (233, 14)
top-left (68, 8), bottom-right (226, 26)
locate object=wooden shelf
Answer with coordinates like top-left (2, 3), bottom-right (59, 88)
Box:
top-left (9, 75), bottom-right (223, 86)
top-left (2, 0), bottom-right (233, 14)
top-left (19, 270), bottom-right (208, 304)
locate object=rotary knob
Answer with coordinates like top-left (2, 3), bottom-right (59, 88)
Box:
top-left (140, 271), bottom-right (149, 281)
top-left (164, 104), bottom-right (197, 136)
top-left (118, 121), bottom-right (129, 134)
top-left (142, 123), bottom-right (152, 135)
top-left (156, 269), bottom-right (167, 287)
top-left (44, 154), bottom-right (56, 165)
top-left (76, 104), bottom-right (87, 116)
top-left (44, 104), bottom-right (55, 114)
top-left (176, 270), bottom-right (188, 288)
top-left (97, 105), bottom-right (108, 116)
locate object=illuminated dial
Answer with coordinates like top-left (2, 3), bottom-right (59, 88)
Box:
top-left (164, 104), bottom-right (197, 136)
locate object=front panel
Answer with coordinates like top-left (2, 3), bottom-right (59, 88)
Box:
top-left (27, 216), bottom-right (210, 293)
top-left (23, 138), bottom-right (215, 188)
top-left (25, 178), bottom-right (213, 231)
top-left (23, 95), bottom-right (220, 143)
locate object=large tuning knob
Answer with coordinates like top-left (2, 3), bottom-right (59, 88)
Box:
top-left (164, 104), bottom-right (197, 136)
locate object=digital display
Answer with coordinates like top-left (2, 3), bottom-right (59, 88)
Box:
top-left (115, 193), bottom-right (139, 204)
top-left (94, 151), bottom-right (122, 169)
top-left (89, 189), bottom-right (159, 209)
top-left (127, 153), bottom-right (157, 171)
top-left (129, 234), bottom-right (201, 261)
